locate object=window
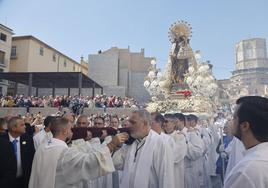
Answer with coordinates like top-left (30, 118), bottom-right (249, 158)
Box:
top-left (11, 46), bottom-right (17, 58)
top-left (53, 53), bottom-right (56, 62)
top-left (64, 60), bottom-right (67, 67)
top-left (0, 51), bottom-right (5, 65)
top-left (73, 65), bottom-right (75, 71)
top-left (39, 47), bottom-right (44, 56)
top-left (0, 33), bottom-right (7, 42)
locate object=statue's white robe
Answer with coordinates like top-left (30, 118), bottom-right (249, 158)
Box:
top-left (224, 142), bottom-right (268, 188)
top-left (29, 138), bottom-right (114, 188)
top-left (113, 129), bottom-right (175, 188)
top-left (182, 127), bottom-right (204, 188)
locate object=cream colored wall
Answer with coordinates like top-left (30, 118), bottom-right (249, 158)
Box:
top-left (0, 27), bottom-right (12, 72)
top-left (11, 37), bottom-right (86, 73)
top-left (27, 39), bottom-right (77, 72)
top-left (10, 39), bottom-right (30, 72)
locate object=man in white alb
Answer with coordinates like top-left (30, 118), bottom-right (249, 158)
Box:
top-left (33, 116), bottom-right (54, 149)
top-left (163, 113), bottom-right (187, 188)
top-left (224, 96), bottom-right (268, 188)
top-left (113, 109), bottom-right (175, 188)
top-left (29, 117), bottom-right (129, 188)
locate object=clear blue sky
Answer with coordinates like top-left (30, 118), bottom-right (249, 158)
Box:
top-left (1, 0), bottom-right (268, 79)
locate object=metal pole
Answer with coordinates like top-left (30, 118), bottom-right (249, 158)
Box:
top-left (14, 82), bottom-right (18, 95)
top-left (36, 87), bottom-right (39, 96)
top-left (68, 88), bottom-right (70, 96)
top-left (92, 82), bottom-right (95, 97)
top-left (28, 73), bottom-right (32, 96)
top-left (78, 73), bottom-right (82, 95)
top-left (52, 83), bottom-right (55, 97)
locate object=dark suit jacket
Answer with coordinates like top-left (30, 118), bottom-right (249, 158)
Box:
top-left (0, 138), bottom-right (17, 188)
top-left (0, 133), bottom-right (35, 188)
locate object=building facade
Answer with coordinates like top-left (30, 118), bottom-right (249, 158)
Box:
top-left (9, 35), bottom-right (89, 96)
top-left (0, 24), bottom-right (13, 95)
top-left (10, 36), bottom-right (88, 74)
top-left (88, 47), bottom-right (153, 102)
top-left (231, 38), bottom-right (268, 96)
top-left (218, 38), bottom-right (268, 103)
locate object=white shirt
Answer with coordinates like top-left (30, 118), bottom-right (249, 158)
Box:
top-left (113, 129), bottom-right (175, 188)
top-left (181, 127), bottom-right (204, 188)
top-left (8, 133), bottom-right (22, 177)
top-left (29, 138), bottom-right (115, 188)
top-left (169, 131), bottom-right (187, 188)
top-left (224, 142), bottom-right (268, 188)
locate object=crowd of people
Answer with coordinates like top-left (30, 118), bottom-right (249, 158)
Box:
top-left (0, 96), bottom-right (268, 188)
top-left (0, 95), bottom-right (140, 112)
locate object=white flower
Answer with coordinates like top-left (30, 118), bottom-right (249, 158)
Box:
top-left (159, 81), bottom-right (166, 88)
top-left (188, 66), bottom-right (195, 74)
top-left (209, 75), bottom-right (215, 80)
top-left (157, 72), bottom-right (162, 78)
top-left (195, 75), bottom-right (203, 84)
top-left (198, 65), bottom-right (209, 73)
top-left (186, 77), bottom-right (194, 84)
top-left (203, 65), bottom-right (210, 71)
top-left (211, 83), bottom-right (218, 90)
top-left (204, 76), bottom-right (213, 83)
top-left (150, 80), bottom-right (158, 87)
top-left (148, 71), bottom-right (155, 78)
top-left (151, 59), bottom-right (157, 65)
top-left (144, 80), bottom-right (150, 88)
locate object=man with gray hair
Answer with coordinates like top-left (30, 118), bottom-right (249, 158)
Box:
top-left (0, 116), bottom-right (35, 188)
top-left (29, 117), bottom-right (129, 188)
top-left (76, 115), bottom-right (89, 128)
top-left (112, 109), bottom-right (175, 188)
